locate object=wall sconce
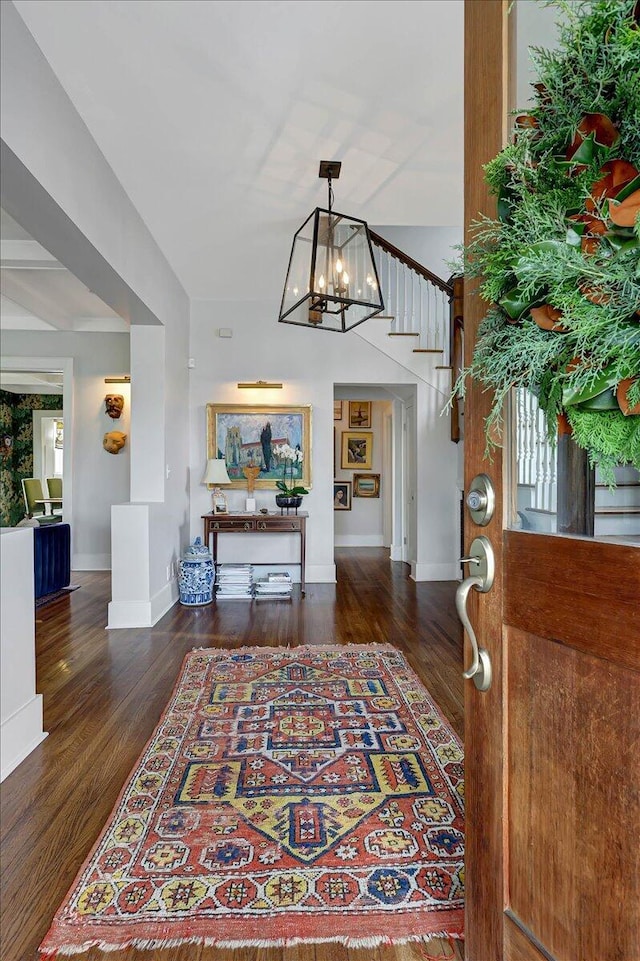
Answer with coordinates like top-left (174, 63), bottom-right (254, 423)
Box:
top-left (104, 375), bottom-right (131, 384)
top-left (237, 380), bottom-right (283, 389)
top-left (202, 458), bottom-right (231, 513)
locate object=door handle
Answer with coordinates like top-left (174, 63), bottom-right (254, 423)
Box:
top-left (456, 535), bottom-right (493, 692)
top-left (456, 576), bottom-right (492, 691)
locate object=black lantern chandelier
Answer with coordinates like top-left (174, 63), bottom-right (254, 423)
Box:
top-left (278, 161), bottom-right (384, 332)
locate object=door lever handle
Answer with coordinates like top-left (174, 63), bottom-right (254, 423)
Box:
top-left (456, 577), bottom-right (492, 691)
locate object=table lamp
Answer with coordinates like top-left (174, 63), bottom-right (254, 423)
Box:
top-left (202, 458), bottom-right (231, 513)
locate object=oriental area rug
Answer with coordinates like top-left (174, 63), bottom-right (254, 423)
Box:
top-left (40, 644), bottom-right (464, 955)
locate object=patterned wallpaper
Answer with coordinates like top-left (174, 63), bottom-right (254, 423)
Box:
top-left (0, 391), bottom-right (62, 527)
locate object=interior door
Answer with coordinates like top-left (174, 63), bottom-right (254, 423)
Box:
top-left (463, 4), bottom-right (640, 960)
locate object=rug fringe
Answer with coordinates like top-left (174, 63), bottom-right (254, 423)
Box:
top-left (189, 641), bottom-right (398, 655)
top-left (40, 930), bottom-right (464, 955)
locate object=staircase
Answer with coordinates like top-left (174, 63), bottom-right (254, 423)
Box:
top-left (353, 230), bottom-right (455, 398)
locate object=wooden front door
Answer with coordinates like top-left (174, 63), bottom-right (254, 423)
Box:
top-left (463, 3), bottom-right (640, 960)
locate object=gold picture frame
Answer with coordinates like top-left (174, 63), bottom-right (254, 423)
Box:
top-left (341, 431), bottom-right (373, 470)
top-left (349, 401), bottom-right (371, 429)
top-left (206, 404), bottom-right (312, 490)
top-left (353, 473), bottom-right (380, 497)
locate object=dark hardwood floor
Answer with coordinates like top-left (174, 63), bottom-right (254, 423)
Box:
top-left (0, 549), bottom-right (464, 961)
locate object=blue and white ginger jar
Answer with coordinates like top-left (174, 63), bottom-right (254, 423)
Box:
top-left (178, 536), bottom-right (214, 606)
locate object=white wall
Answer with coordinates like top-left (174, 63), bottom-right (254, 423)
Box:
top-left (373, 225), bottom-right (462, 277)
top-left (1, 527), bottom-right (46, 781)
top-left (2, 2), bottom-right (190, 624)
top-left (516, 0), bottom-right (559, 109)
top-left (189, 302), bottom-right (459, 582)
top-left (2, 331), bottom-right (130, 569)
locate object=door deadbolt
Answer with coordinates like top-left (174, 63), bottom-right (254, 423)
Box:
top-left (466, 473), bottom-right (495, 526)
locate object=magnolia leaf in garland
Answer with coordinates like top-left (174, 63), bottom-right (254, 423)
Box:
top-left (454, 0), bottom-right (640, 481)
top-left (562, 367), bottom-right (620, 407)
top-left (567, 114), bottom-right (621, 159)
top-left (499, 285), bottom-right (541, 321)
top-left (608, 189), bottom-right (640, 226)
top-left (577, 388), bottom-right (620, 411)
top-left (617, 377), bottom-right (640, 415)
top-left (613, 174), bottom-right (640, 204)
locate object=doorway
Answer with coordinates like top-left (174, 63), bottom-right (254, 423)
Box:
top-left (0, 362), bottom-right (72, 527)
top-left (333, 387), bottom-right (400, 558)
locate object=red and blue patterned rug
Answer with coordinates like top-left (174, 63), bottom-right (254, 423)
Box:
top-left (40, 644), bottom-right (464, 955)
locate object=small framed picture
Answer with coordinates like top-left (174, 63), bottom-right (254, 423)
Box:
top-left (334, 480), bottom-right (352, 510)
top-left (341, 431), bottom-right (373, 470)
top-left (354, 473), bottom-right (380, 498)
top-left (333, 400), bottom-right (343, 421)
top-left (349, 401), bottom-right (371, 429)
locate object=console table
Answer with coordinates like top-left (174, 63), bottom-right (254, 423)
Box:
top-left (201, 512), bottom-right (308, 595)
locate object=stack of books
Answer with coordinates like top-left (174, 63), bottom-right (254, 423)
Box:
top-left (254, 571), bottom-right (293, 600)
top-left (215, 564), bottom-right (254, 600)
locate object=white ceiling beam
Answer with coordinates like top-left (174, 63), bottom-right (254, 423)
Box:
top-left (0, 269), bottom-right (75, 330)
top-left (0, 237), bottom-right (62, 265)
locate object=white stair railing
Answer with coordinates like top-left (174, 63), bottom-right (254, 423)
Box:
top-left (516, 388), bottom-right (557, 512)
top-left (370, 232), bottom-right (453, 365)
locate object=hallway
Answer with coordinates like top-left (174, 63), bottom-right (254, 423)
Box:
top-left (1, 550), bottom-right (464, 960)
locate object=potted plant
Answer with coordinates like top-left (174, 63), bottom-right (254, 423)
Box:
top-left (456, 0), bottom-right (639, 484)
top-left (273, 443), bottom-right (308, 512)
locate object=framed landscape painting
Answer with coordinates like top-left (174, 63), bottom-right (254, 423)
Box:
top-left (206, 404), bottom-right (311, 489)
top-left (354, 473), bottom-right (380, 497)
top-left (341, 431), bottom-right (373, 470)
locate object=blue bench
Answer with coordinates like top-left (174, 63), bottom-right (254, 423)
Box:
top-left (34, 523), bottom-right (71, 599)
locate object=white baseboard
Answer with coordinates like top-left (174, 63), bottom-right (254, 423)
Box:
top-left (334, 535), bottom-right (385, 547)
top-left (150, 579), bottom-right (179, 625)
top-left (305, 564), bottom-right (337, 583)
top-left (1, 695), bottom-right (47, 782)
top-left (107, 599), bottom-right (152, 629)
top-left (72, 553), bottom-right (111, 571)
top-left (389, 544), bottom-right (403, 561)
top-left (107, 580), bottom-right (179, 629)
top-left (410, 561), bottom-right (459, 582)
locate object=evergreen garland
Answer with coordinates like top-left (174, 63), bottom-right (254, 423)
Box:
top-left (458, 0), bottom-right (640, 482)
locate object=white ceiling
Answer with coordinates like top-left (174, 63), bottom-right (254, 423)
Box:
top-left (12, 0), bottom-right (464, 301)
top-left (0, 368), bottom-right (64, 394)
top-left (1, 208), bottom-right (128, 332)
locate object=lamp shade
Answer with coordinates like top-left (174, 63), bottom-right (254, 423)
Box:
top-left (278, 207), bottom-right (384, 332)
top-left (201, 458), bottom-right (231, 486)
